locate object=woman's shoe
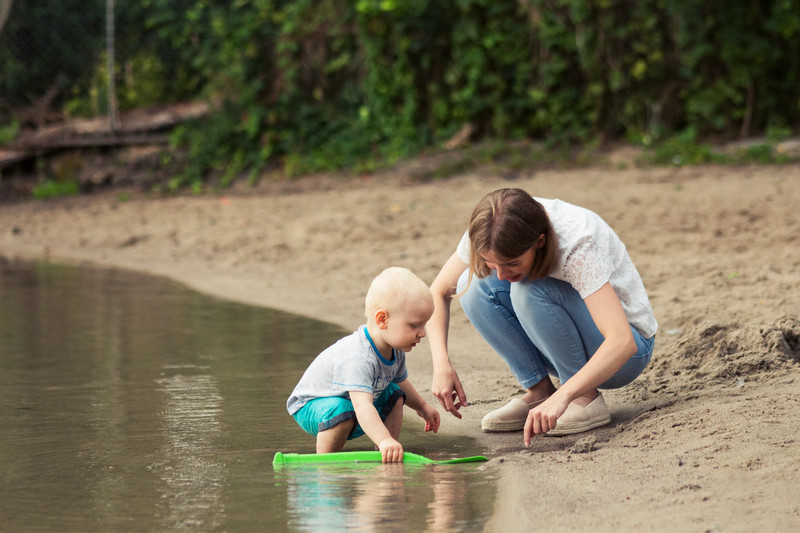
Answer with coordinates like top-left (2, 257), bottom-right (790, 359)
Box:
top-left (481, 397), bottom-right (546, 432)
top-left (545, 393), bottom-right (611, 436)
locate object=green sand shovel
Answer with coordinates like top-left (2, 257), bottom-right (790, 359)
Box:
top-left (273, 450), bottom-right (488, 466)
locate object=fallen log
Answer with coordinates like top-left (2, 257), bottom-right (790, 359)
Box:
top-left (0, 101), bottom-right (209, 169)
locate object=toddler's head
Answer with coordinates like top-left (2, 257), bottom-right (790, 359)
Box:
top-left (365, 267), bottom-right (432, 321)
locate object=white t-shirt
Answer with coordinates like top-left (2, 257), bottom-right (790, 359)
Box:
top-left (286, 326), bottom-right (408, 415)
top-left (456, 197), bottom-right (658, 338)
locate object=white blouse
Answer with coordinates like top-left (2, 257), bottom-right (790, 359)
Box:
top-left (456, 197), bottom-right (658, 338)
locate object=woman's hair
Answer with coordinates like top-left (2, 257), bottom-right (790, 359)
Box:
top-left (467, 188), bottom-right (558, 281)
top-left (365, 267), bottom-right (432, 319)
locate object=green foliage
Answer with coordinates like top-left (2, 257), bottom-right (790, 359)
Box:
top-left (4, 0), bottom-right (800, 187)
top-left (165, 0), bottom-right (800, 185)
top-left (63, 50), bottom-right (172, 117)
top-left (156, 0), bottom-right (370, 187)
top-left (1, 0), bottom-right (202, 119)
top-left (645, 127), bottom-right (722, 165)
top-left (0, 120), bottom-right (19, 144)
top-left (0, 0), bottom-right (105, 108)
top-left (32, 179), bottom-right (80, 200)
top-left (644, 127), bottom-right (795, 166)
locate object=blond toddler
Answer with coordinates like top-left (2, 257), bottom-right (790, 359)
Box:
top-left (287, 267), bottom-right (440, 462)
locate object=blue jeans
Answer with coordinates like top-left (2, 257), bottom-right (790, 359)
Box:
top-left (457, 271), bottom-right (654, 390)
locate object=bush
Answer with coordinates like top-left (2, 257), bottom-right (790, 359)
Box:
top-left (4, 0), bottom-right (799, 187)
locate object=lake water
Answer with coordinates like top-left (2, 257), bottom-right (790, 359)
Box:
top-left (0, 259), bottom-right (495, 531)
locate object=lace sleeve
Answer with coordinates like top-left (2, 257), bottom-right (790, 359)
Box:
top-left (561, 237), bottom-right (612, 298)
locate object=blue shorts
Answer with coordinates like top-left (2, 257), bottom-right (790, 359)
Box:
top-left (292, 383), bottom-right (406, 440)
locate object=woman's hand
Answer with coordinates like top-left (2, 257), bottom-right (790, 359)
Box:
top-left (524, 283), bottom-right (637, 445)
top-left (431, 365), bottom-right (468, 419)
top-left (523, 393), bottom-right (570, 445)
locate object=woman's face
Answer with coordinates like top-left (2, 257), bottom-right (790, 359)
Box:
top-left (481, 248), bottom-right (535, 282)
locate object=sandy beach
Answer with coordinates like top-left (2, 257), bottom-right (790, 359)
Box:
top-left (2, 154), bottom-right (799, 531)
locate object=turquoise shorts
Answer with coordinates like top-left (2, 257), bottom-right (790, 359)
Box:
top-left (292, 383), bottom-right (406, 440)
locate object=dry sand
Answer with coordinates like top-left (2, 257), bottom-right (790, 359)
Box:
top-left (1, 155), bottom-right (799, 531)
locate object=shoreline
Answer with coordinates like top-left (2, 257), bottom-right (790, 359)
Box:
top-left (2, 164), bottom-right (799, 530)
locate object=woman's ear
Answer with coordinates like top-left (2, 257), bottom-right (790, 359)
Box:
top-left (375, 309), bottom-right (389, 329)
top-left (537, 233), bottom-right (546, 248)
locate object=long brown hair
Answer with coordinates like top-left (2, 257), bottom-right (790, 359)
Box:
top-left (467, 188), bottom-right (558, 282)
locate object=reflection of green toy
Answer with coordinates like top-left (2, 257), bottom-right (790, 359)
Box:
top-left (273, 451), bottom-right (488, 465)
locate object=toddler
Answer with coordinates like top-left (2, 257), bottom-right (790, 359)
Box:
top-left (287, 267), bottom-right (440, 462)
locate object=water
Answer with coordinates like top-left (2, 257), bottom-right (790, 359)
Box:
top-left (0, 259), bottom-right (495, 532)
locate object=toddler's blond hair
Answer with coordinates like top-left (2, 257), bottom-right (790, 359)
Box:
top-left (365, 267), bottom-right (432, 319)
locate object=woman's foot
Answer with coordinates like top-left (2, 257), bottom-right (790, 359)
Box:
top-left (481, 396), bottom-right (547, 432)
top-left (545, 392), bottom-right (610, 436)
top-left (481, 379), bottom-right (557, 432)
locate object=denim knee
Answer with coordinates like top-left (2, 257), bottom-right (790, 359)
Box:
top-left (457, 270), bottom-right (506, 314)
top-left (509, 277), bottom-right (576, 310)
top-left (457, 270), bottom-right (551, 388)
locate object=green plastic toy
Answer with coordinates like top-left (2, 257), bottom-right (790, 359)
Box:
top-left (273, 450), bottom-right (488, 465)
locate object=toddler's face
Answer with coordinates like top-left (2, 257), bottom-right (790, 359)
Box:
top-left (385, 299), bottom-right (434, 352)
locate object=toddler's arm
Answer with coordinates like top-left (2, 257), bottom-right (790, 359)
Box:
top-left (398, 379), bottom-right (441, 433)
top-left (350, 391), bottom-right (404, 462)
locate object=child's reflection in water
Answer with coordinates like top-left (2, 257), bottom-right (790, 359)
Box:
top-left (280, 462), bottom-right (476, 532)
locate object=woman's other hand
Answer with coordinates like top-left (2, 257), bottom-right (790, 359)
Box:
top-left (432, 365), bottom-right (468, 419)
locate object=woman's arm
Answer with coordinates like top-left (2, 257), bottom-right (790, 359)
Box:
top-left (427, 252), bottom-right (470, 418)
top-left (557, 281), bottom-right (637, 400)
top-left (525, 282), bottom-right (636, 442)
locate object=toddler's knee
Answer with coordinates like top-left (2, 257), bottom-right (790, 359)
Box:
top-left (322, 417), bottom-right (353, 438)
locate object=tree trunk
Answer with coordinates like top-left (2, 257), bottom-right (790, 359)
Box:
top-left (0, 0), bottom-right (14, 38)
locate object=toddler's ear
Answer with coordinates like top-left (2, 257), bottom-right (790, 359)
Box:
top-left (375, 309), bottom-right (389, 329)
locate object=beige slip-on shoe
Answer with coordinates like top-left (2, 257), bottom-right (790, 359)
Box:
top-left (545, 392), bottom-right (611, 436)
top-left (481, 397), bottom-right (546, 432)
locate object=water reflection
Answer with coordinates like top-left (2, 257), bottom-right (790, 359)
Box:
top-left (154, 368), bottom-right (224, 529)
top-left (0, 259), bottom-right (496, 531)
top-left (276, 462), bottom-right (493, 532)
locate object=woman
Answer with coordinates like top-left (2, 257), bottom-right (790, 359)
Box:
top-left (427, 188), bottom-right (657, 444)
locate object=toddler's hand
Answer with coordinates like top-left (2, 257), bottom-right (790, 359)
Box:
top-left (378, 438), bottom-right (404, 463)
top-left (421, 405), bottom-right (441, 433)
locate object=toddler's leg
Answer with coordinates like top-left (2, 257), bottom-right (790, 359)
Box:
top-left (383, 395), bottom-right (405, 440)
top-left (316, 418), bottom-right (355, 453)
